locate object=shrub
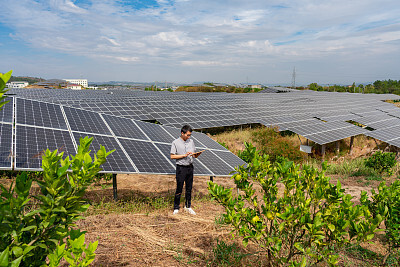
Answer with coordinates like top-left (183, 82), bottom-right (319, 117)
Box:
top-left (365, 151), bottom-right (397, 176)
top-left (0, 70), bottom-right (12, 109)
top-left (362, 181), bottom-right (400, 265)
top-left (0, 137), bottom-right (113, 266)
top-left (208, 145), bottom-right (382, 266)
top-left (252, 127), bottom-right (303, 162)
top-left (237, 141), bottom-right (258, 163)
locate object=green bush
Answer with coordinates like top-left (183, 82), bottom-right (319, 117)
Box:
top-left (0, 70), bottom-right (12, 109)
top-left (362, 181), bottom-right (400, 265)
top-left (0, 137), bottom-right (113, 266)
top-left (364, 151), bottom-right (397, 176)
top-left (252, 127), bottom-right (303, 162)
top-left (208, 145), bottom-right (382, 266)
top-left (210, 239), bottom-right (248, 266)
top-left (237, 142), bottom-right (258, 163)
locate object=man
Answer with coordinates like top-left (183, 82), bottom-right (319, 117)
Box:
top-left (170, 125), bottom-right (202, 215)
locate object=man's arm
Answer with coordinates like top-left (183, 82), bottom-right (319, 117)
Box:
top-left (170, 152), bottom-right (192, 159)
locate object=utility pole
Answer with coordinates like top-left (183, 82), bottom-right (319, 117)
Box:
top-left (291, 67), bottom-right (296, 89)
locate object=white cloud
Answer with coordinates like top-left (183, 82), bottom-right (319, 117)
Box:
top-left (181, 61), bottom-right (239, 66)
top-left (50, 0), bottom-right (88, 14)
top-left (0, 0), bottom-right (400, 83)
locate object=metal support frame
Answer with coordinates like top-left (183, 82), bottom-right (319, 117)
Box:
top-left (321, 144), bottom-right (326, 161)
top-left (113, 173), bottom-right (118, 201)
top-left (210, 176), bottom-right (214, 182)
top-left (349, 136), bottom-right (355, 155)
top-left (336, 141), bottom-right (340, 154)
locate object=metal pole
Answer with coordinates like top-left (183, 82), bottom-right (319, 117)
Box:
top-left (210, 176), bottom-right (214, 182)
top-left (321, 144), bottom-right (326, 162)
top-left (336, 141), bottom-right (340, 154)
top-left (113, 174), bottom-right (118, 201)
top-left (349, 136), bottom-right (354, 155)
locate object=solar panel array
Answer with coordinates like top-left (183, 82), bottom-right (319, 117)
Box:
top-left (1, 96), bottom-right (245, 176)
top-left (7, 88), bottom-right (400, 150)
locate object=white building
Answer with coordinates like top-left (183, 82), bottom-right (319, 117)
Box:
top-left (249, 84), bottom-right (262, 89)
top-left (67, 84), bottom-right (82, 90)
top-left (6, 81), bottom-right (29, 88)
top-left (63, 79), bottom-right (88, 88)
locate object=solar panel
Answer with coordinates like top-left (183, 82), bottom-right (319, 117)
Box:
top-left (211, 150), bottom-right (246, 170)
top-left (118, 138), bottom-right (175, 174)
top-left (134, 120), bottom-right (175, 143)
top-left (16, 98), bottom-right (67, 129)
top-left (305, 126), bottom-right (366, 144)
top-left (196, 150), bottom-right (235, 176)
top-left (368, 118), bottom-right (400, 130)
top-left (102, 115), bottom-right (148, 140)
top-left (365, 126), bottom-right (400, 142)
top-left (7, 88), bottom-right (400, 150)
top-left (0, 97), bottom-right (14, 123)
top-left (162, 125), bottom-right (181, 139)
top-left (191, 131), bottom-right (228, 150)
top-left (64, 107), bottom-right (112, 135)
top-left (15, 126), bottom-right (76, 170)
top-left (0, 123), bottom-right (13, 169)
top-left (72, 132), bottom-right (137, 173)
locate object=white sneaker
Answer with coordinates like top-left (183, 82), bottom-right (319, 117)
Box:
top-left (184, 207), bottom-right (196, 215)
top-left (173, 209), bottom-right (179, 215)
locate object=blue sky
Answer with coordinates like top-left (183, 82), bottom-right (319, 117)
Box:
top-left (1, 0), bottom-right (400, 85)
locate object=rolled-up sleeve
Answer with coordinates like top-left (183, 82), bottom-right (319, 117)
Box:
top-left (170, 141), bottom-right (177, 155)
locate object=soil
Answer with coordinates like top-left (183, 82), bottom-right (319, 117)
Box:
top-left (1, 166), bottom-right (397, 266)
top-left (75, 172), bottom-right (395, 266)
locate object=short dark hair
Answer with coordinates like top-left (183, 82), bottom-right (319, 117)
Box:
top-left (181, 124), bottom-right (193, 134)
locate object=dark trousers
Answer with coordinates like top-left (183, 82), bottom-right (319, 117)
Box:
top-left (174, 164), bottom-right (194, 210)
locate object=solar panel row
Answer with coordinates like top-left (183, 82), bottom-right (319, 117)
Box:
top-left (6, 88), bottom-right (400, 151)
top-left (2, 97), bottom-right (246, 176)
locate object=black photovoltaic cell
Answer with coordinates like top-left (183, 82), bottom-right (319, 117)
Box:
top-left (64, 107), bottom-right (112, 135)
top-left (162, 125), bottom-right (181, 139)
top-left (0, 123), bottom-right (13, 169)
top-left (153, 142), bottom-right (213, 175)
top-left (305, 126), bottom-right (366, 144)
top-left (0, 97), bottom-right (13, 123)
top-left (73, 133), bottom-right (136, 173)
top-left (15, 126), bottom-right (76, 170)
top-left (102, 115), bottom-right (148, 140)
top-left (119, 139), bottom-right (175, 174)
top-left (365, 126), bottom-right (400, 142)
top-left (16, 98), bottom-right (67, 129)
top-left (211, 150), bottom-right (246, 170)
top-left (191, 131), bottom-right (228, 150)
top-left (135, 120), bottom-right (175, 143)
top-left (197, 150), bottom-right (235, 176)
top-left (368, 118), bottom-right (400, 130)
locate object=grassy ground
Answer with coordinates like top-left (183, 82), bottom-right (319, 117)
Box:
top-left (74, 173), bottom-right (399, 266)
top-left (1, 127), bottom-right (400, 266)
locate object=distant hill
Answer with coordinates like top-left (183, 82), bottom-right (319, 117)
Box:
top-left (9, 76), bottom-right (45, 85)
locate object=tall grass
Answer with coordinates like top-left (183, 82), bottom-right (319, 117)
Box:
top-left (302, 158), bottom-right (382, 179)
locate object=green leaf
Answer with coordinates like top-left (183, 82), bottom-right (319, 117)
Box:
top-left (0, 247), bottom-right (9, 267)
top-left (294, 242), bottom-right (305, 253)
top-left (10, 256), bottom-right (22, 267)
top-left (0, 70), bottom-right (13, 89)
top-left (11, 247), bottom-right (23, 258)
top-left (300, 256), bottom-right (307, 267)
top-left (328, 224), bottom-right (335, 232)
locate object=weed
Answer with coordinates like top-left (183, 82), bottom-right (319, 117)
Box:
top-left (385, 249), bottom-right (400, 267)
top-left (210, 239), bottom-right (248, 266)
top-left (214, 214), bottom-right (227, 228)
top-left (343, 244), bottom-right (383, 266)
top-left (365, 174), bottom-right (383, 181)
top-left (168, 243), bottom-right (198, 264)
